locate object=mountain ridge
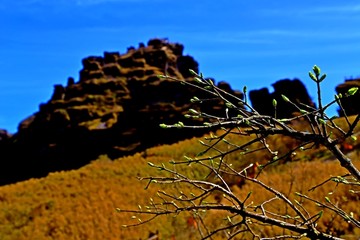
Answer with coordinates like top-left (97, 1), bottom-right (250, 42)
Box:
top-left (0, 38), bottom-right (358, 186)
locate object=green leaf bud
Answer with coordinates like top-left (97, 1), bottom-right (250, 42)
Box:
top-left (347, 87), bottom-right (359, 96)
top-left (300, 109), bottom-right (308, 114)
top-left (194, 77), bottom-right (204, 84)
top-left (191, 96), bottom-right (200, 102)
top-left (189, 109), bottom-right (199, 115)
top-left (319, 73), bottom-right (327, 82)
top-left (243, 86), bottom-right (247, 94)
top-left (177, 121), bottom-right (185, 128)
top-left (184, 155), bottom-right (193, 161)
top-left (189, 69), bottom-right (198, 76)
top-left (309, 71), bottom-right (317, 81)
top-left (281, 94), bottom-right (290, 102)
top-left (318, 118), bottom-right (326, 125)
top-left (351, 135), bottom-right (357, 141)
top-left (272, 99), bottom-right (277, 107)
top-left (157, 74), bottom-right (166, 79)
top-left (313, 65), bottom-right (321, 77)
top-left (159, 123), bottom-right (168, 128)
top-left (225, 102), bottom-right (235, 108)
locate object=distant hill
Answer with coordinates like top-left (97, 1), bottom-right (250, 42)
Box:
top-left (0, 38), bottom-right (358, 187)
top-left (0, 122), bottom-right (358, 239)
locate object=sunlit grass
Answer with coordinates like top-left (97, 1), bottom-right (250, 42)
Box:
top-left (0, 117), bottom-right (358, 239)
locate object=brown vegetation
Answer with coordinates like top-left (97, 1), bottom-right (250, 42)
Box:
top-left (0, 116), bottom-right (359, 239)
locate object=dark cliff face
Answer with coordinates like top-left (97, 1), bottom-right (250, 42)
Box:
top-left (0, 38), bottom-right (243, 185)
top-left (249, 78), bottom-right (316, 118)
top-left (335, 79), bottom-right (360, 116)
top-left (2, 37), bottom-right (353, 187)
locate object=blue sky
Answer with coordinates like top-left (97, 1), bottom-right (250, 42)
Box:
top-left (1, 0), bottom-right (360, 133)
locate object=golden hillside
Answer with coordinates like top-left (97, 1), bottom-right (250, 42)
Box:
top-left (0, 117), bottom-right (359, 239)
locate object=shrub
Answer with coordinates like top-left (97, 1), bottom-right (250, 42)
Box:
top-left (120, 66), bottom-right (360, 239)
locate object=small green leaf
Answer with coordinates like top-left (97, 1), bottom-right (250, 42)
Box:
top-left (318, 118), bottom-right (327, 125)
top-left (313, 65), bottom-right (321, 77)
top-left (243, 86), bottom-right (247, 94)
top-left (194, 77), bottom-right (204, 84)
top-left (272, 99), bottom-right (277, 107)
top-left (351, 135), bottom-right (357, 141)
top-left (189, 109), bottom-right (199, 115)
top-left (319, 73), bottom-right (327, 82)
top-left (189, 69), bottom-right (198, 76)
top-left (177, 121), bottom-right (185, 128)
top-left (281, 94), bottom-right (290, 102)
top-left (309, 71), bottom-right (317, 81)
top-left (225, 102), bottom-right (235, 108)
top-left (157, 74), bottom-right (166, 79)
top-left (159, 123), bottom-right (168, 128)
top-left (300, 109), bottom-right (308, 114)
top-left (325, 196), bottom-right (331, 203)
top-left (184, 155), bottom-right (193, 161)
top-left (190, 96), bottom-right (200, 102)
top-left (347, 87), bottom-right (359, 96)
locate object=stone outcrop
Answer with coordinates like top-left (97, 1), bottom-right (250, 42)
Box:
top-left (335, 79), bottom-right (360, 116)
top-left (0, 38), bottom-right (243, 185)
top-left (249, 78), bottom-right (316, 118)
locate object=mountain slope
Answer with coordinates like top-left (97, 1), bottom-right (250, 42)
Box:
top-left (0, 121), bottom-right (359, 239)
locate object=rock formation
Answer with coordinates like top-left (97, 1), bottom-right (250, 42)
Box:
top-left (249, 78), bottom-right (316, 118)
top-left (335, 78), bottom-right (360, 116)
top-left (0, 38), bottom-right (243, 185)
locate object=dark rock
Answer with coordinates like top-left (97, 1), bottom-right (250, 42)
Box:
top-left (0, 38), bottom-right (243, 186)
top-left (51, 84), bottom-right (66, 101)
top-left (335, 79), bottom-right (360, 116)
top-left (67, 77), bottom-right (75, 86)
top-left (249, 88), bottom-right (273, 117)
top-left (104, 51), bottom-right (120, 64)
top-left (249, 78), bottom-right (316, 118)
top-left (177, 55), bottom-right (199, 78)
top-left (0, 129), bottom-right (11, 141)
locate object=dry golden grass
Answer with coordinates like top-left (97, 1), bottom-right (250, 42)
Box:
top-left (0, 117), bottom-right (359, 239)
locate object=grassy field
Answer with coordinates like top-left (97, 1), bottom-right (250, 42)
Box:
top-left (0, 117), bottom-right (359, 239)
